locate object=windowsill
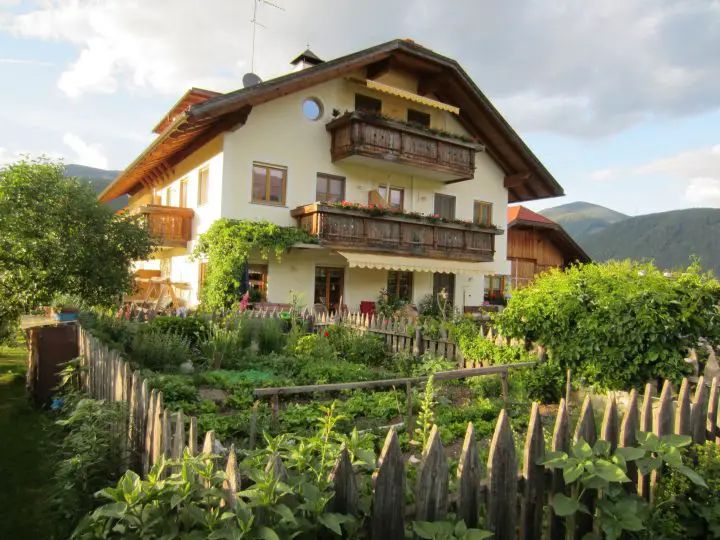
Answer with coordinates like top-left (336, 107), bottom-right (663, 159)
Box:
top-left (250, 201), bottom-right (289, 208)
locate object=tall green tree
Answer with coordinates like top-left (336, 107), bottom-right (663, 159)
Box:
top-left (497, 260), bottom-right (720, 390)
top-left (0, 158), bottom-right (152, 336)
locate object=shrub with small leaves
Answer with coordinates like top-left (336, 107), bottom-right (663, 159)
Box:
top-left (130, 330), bottom-right (191, 371)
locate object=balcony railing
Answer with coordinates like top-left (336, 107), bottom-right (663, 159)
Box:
top-left (291, 203), bottom-right (499, 262)
top-left (326, 111), bottom-right (478, 182)
top-left (137, 205), bottom-right (194, 248)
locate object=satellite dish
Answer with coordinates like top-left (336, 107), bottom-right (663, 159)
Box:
top-left (243, 72), bottom-right (262, 88)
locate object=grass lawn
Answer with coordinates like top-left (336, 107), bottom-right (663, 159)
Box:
top-left (0, 343), bottom-right (60, 539)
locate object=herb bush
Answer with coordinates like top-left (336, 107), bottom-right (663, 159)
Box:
top-left (130, 330), bottom-right (192, 371)
top-left (257, 317), bottom-right (286, 355)
top-left (146, 315), bottom-right (209, 346)
top-left (51, 398), bottom-right (128, 537)
top-left (510, 360), bottom-right (566, 404)
top-left (142, 373), bottom-right (199, 409)
top-left (652, 441), bottom-right (720, 539)
top-left (498, 260), bottom-right (720, 390)
top-left (198, 324), bottom-right (244, 369)
top-left (324, 324), bottom-right (387, 366)
top-left (80, 311), bottom-right (139, 355)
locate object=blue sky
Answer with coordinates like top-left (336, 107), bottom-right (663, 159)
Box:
top-left (1, 0), bottom-right (719, 216)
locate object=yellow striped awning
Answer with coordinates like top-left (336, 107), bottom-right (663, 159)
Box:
top-left (336, 251), bottom-right (487, 276)
top-left (357, 79), bottom-right (460, 115)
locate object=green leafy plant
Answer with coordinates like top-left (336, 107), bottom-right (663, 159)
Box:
top-left (199, 324), bottom-right (244, 369)
top-left (413, 375), bottom-right (437, 448)
top-left (257, 318), bottom-right (286, 355)
top-left (652, 441), bottom-right (720, 539)
top-left (413, 519), bottom-right (492, 539)
top-left (498, 260), bottom-right (720, 390)
top-left (413, 352), bottom-right (455, 376)
top-left (51, 398), bottom-right (128, 537)
top-left (511, 360), bottom-right (566, 404)
top-left (146, 315), bottom-right (209, 347)
top-left (192, 219), bottom-right (316, 310)
top-left (541, 432), bottom-right (706, 540)
top-left (294, 333), bottom-right (337, 363)
top-left (376, 288), bottom-right (407, 318)
top-left (130, 330), bottom-right (191, 371)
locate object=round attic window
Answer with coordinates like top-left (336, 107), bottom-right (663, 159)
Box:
top-left (302, 97), bottom-right (323, 121)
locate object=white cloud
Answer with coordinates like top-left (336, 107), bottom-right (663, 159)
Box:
top-left (685, 178), bottom-right (720, 206)
top-left (0, 58), bottom-right (51, 66)
top-left (62, 133), bottom-right (108, 169)
top-left (0, 148), bottom-right (63, 166)
top-left (590, 168), bottom-right (622, 182)
top-left (594, 145), bottom-right (720, 206)
top-left (4, 0), bottom-right (720, 137)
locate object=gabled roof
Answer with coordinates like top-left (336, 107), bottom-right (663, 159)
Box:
top-left (507, 205), bottom-right (591, 264)
top-left (507, 205), bottom-right (556, 226)
top-left (151, 88), bottom-right (222, 135)
top-left (100, 39), bottom-right (565, 203)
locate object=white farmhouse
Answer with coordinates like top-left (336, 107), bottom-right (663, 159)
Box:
top-left (99, 39), bottom-right (563, 313)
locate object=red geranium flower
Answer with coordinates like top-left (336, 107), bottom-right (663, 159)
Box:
top-left (323, 330), bottom-right (329, 337)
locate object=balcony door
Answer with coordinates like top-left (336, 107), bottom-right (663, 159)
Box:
top-left (434, 194), bottom-right (456, 220)
top-left (314, 267), bottom-right (344, 312)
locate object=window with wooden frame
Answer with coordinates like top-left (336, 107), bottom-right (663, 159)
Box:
top-left (197, 167), bottom-right (210, 206)
top-left (407, 108), bottom-right (431, 127)
top-left (247, 264), bottom-right (268, 301)
top-left (474, 201), bottom-right (493, 227)
top-left (387, 271), bottom-right (413, 301)
top-left (355, 93), bottom-right (382, 113)
top-left (198, 262), bottom-right (208, 296)
top-left (378, 185), bottom-right (404, 210)
top-left (434, 193), bottom-right (456, 220)
top-left (179, 178), bottom-right (188, 208)
top-left (165, 187), bottom-right (175, 206)
top-left (252, 163), bottom-right (287, 205)
top-left (316, 173), bottom-right (345, 203)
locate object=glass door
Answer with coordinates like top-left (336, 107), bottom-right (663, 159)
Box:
top-left (314, 267), bottom-right (345, 312)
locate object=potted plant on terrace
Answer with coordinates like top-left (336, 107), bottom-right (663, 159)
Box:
top-left (50, 293), bottom-right (83, 321)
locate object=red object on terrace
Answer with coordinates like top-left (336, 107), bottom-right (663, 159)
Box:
top-left (360, 301), bottom-right (376, 316)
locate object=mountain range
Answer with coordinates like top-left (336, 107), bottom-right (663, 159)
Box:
top-left (539, 202), bottom-right (720, 275)
top-left (65, 164), bottom-right (126, 210)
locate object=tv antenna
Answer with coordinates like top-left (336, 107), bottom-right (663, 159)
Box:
top-left (250, 0), bottom-right (285, 72)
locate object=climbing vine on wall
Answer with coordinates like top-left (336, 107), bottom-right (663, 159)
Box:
top-left (192, 219), bottom-right (316, 310)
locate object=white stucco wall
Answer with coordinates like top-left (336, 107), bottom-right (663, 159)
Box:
top-left (133, 65), bottom-right (522, 308)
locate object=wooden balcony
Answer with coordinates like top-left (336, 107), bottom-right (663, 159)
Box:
top-left (326, 111), bottom-right (478, 182)
top-left (291, 203), bottom-right (499, 262)
top-left (137, 205), bottom-right (194, 249)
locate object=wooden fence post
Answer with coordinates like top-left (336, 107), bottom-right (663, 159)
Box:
top-left (456, 423), bottom-right (481, 529)
top-left (520, 403), bottom-right (545, 540)
top-left (487, 410), bottom-right (517, 540)
top-left (573, 396), bottom-right (596, 540)
top-left (371, 429), bottom-right (405, 540)
top-left (620, 389), bottom-right (639, 491)
top-left (328, 445), bottom-right (359, 516)
top-left (547, 399), bottom-right (569, 540)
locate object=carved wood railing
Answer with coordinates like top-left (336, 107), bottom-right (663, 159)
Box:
top-left (137, 205), bottom-right (194, 248)
top-left (326, 111), bottom-right (478, 182)
top-left (291, 203), bottom-right (500, 262)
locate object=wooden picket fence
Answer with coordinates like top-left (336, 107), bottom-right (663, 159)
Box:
top-left (78, 326), bottom-right (720, 540)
